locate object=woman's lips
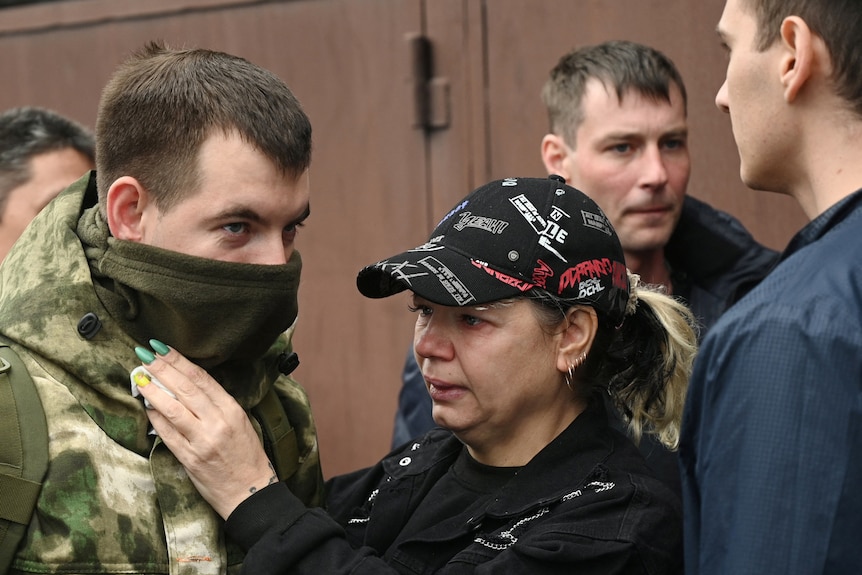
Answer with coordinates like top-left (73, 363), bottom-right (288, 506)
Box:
top-left (426, 377), bottom-right (467, 402)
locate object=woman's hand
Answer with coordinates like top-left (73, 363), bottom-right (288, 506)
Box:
top-left (134, 342), bottom-right (277, 519)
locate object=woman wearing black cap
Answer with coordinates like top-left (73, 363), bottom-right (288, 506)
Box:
top-left (136, 176), bottom-right (697, 574)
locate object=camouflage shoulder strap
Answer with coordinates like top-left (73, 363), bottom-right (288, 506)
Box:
top-left (0, 343), bottom-right (48, 574)
top-left (252, 386), bottom-right (300, 482)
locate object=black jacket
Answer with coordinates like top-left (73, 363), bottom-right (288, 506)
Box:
top-left (226, 398), bottom-right (682, 574)
top-left (620, 195), bottom-right (780, 494)
top-left (665, 195), bottom-right (780, 332)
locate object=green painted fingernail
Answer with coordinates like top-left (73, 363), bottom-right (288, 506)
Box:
top-left (135, 346), bottom-right (155, 364)
top-left (149, 339), bottom-right (170, 356)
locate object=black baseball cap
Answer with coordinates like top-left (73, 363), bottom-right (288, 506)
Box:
top-left (356, 175), bottom-right (630, 324)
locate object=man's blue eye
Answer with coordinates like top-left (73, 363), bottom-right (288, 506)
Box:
top-left (223, 223), bottom-right (246, 234)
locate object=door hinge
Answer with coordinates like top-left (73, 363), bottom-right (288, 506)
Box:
top-left (406, 33), bottom-right (450, 131)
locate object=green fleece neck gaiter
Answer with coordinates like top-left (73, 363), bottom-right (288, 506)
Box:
top-left (78, 206), bottom-right (301, 404)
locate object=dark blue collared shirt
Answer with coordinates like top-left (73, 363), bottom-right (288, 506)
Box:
top-left (680, 190), bottom-right (862, 574)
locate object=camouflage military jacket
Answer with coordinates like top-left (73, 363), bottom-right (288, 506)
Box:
top-left (0, 173), bottom-right (324, 574)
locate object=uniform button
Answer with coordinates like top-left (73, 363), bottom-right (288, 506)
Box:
top-left (277, 351), bottom-right (300, 375)
top-left (399, 457), bottom-right (412, 467)
top-left (76, 312), bottom-right (102, 340)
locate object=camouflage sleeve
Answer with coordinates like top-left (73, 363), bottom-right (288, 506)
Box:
top-left (273, 373), bottom-right (325, 508)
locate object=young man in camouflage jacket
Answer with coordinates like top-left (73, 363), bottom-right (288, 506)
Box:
top-left (0, 42), bottom-right (323, 574)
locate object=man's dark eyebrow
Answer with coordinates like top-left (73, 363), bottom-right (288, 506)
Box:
top-left (662, 128), bottom-right (689, 139)
top-left (598, 126), bottom-right (688, 142)
top-left (209, 202), bottom-right (310, 226)
top-left (211, 207), bottom-right (264, 224)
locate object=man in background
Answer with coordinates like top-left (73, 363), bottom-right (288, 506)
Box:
top-left (681, 0), bottom-right (862, 572)
top-left (0, 106), bottom-right (95, 260)
top-left (393, 41), bottom-right (778, 497)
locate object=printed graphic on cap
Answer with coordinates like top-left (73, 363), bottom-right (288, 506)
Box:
top-left (407, 237), bottom-right (447, 253)
top-left (372, 260), bottom-right (429, 287)
top-left (437, 199), bottom-right (469, 227)
top-left (532, 260), bottom-right (554, 290)
top-left (509, 194), bottom-right (570, 262)
top-left (453, 212), bottom-right (510, 235)
top-left (558, 258), bottom-right (626, 296)
top-left (470, 260), bottom-right (534, 292)
top-left (581, 210), bottom-right (613, 236)
top-left (419, 256), bottom-right (476, 305)
top-left (578, 278), bottom-right (605, 299)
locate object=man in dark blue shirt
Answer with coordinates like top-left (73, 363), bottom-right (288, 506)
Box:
top-left (680, 1), bottom-right (862, 573)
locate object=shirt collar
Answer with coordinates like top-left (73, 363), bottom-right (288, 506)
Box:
top-left (783, 188), bottom-right (862, 261)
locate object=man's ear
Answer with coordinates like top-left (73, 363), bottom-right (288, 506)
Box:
top-left (555, 306), bottom-right (599, 374)
top-left (541, 133), bottom-right (573, 182)
top-left (779, 16), bottom-right (818, 103)
top-left (105, 176), bottom-right (150, 241)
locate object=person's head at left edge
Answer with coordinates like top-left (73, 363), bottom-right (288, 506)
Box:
top-left (0, 106), bottom-right (95, 261)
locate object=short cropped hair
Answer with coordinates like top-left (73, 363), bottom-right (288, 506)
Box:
top-left (0, 106), bottom-right (95, 212)
top-left (743, 0), bottom-right (862, 116)
top-left (541, 40), bottom-right (687, 146)
top-left (96, 41), bottom-right (312, 214)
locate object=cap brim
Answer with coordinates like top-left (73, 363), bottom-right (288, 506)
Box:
top-left (356, 242), bottom-right (535, 306)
